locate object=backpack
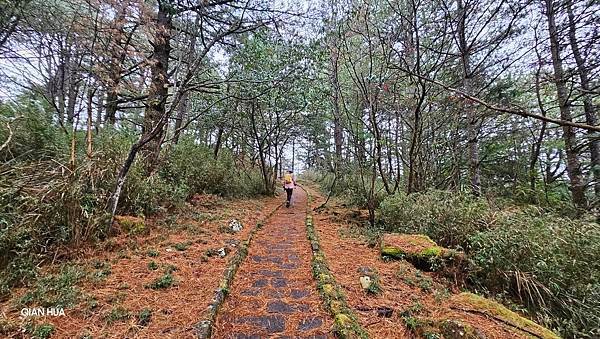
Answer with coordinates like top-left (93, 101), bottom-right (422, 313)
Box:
top-left (284, 173), bottom-right (293, 184)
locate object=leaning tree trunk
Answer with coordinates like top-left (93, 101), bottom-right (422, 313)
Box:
top-left (545, 0), bottom-right (586, 207)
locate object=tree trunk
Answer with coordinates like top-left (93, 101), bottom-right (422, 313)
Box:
top-left (105, 87), bottom-right (118, 126)
top-left (214, 127), bottom-right (224, 159)
top-left (86, 88), bottom-right (94, 158)
top-left (173, 16), bottom-right (199, 144)
top-left (545, 0), bottom-right (586, 207)
top-left (95, 88), bottom-right (104, 134)
top-left (457, 0), bottom-right (481, 196)
top-left (142, 2), bottom-right (172, 173)
top-left (566, 0), bottom-right (599, 198)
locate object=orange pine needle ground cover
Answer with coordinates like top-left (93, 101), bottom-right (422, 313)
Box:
top-left (1, 194), bottom-right (281, 338)
top-left (305, 185), bottom-right (528, 339)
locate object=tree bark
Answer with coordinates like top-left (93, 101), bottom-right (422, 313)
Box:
top-left (457, 0), bottom-right (481, 196)
top-left (86, 88), bottom-right (94, 158)
top-left (566, 0), bottom-right (599, 198)
top-left (95, 88), bottom-right (104, 134)
top-left (142, 1), bottom-right (172, 173)
top-left (173, 16), bottom-right (199, 144)
top-left (545, 0), bottom-right (586, 207)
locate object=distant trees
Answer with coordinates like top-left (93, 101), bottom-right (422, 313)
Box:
top-left (308, 0), bottom-right (600, 212)
top-left (0, 0), bottom-right (315, 225)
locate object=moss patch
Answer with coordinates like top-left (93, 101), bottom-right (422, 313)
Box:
top-left (114, 215), bottom-right (146, 234)
top-left (439, 319), bottom-right (484, 339)
top-left (450, 293), bottom-right (559, 339)
top-left (381, 233), bottom-right (464, 271)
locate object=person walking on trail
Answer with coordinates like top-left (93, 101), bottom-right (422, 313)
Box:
top-left (283, 169), bottom-right (296, 207)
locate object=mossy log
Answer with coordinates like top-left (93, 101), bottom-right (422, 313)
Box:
top-left (449, 292), bottom-right (560, 339)
top-left (381, 233), bottom-right (464, 271)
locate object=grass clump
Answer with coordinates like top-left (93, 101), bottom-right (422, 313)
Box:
top-left (147, 249), bottom-right (159, 257)
top-left (173, 242), bottom-right (191, 251)
top-left (19, 264), bottom-right (85, 308)
top-left (145, 273), bottom-right (174, 290)
top-left (147, 261), bottom-right (159, 271)
top-left (26, 322), bottom-right (55, 339)
top-left (106, 306), bottom-right (130, 324)
top-left (137, 308), bottom-right (152, 326)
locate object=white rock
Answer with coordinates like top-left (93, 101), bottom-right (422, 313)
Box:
top-left (218, 247), bottom-right (227, 257)
top-left (229, 219), bottom-right (243, 232)
top-left (360, 276), bottom-right (372, 289)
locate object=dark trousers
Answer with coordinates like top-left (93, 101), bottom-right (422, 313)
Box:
top-left (285, 188), bottom-right (293, 203)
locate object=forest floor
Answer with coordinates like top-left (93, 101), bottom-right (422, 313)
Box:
top-left (0, 182), bottom-right (556, 338)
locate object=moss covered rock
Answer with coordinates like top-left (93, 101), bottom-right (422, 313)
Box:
top-left (450, 293), bottom-right (559, 339)
top-left (381, 233), bottom-right (463, 271)
top-left (114, 215), bottom-right (146, 234)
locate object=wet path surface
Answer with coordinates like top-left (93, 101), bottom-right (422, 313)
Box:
top-left (213, 188), bottom-right (332, 338)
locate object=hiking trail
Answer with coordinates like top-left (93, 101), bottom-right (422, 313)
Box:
top-left (212, 187), bottom-right (332, 337)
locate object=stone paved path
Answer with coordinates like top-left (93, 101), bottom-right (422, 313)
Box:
top-left (213, 187), bottom-right (332, 338)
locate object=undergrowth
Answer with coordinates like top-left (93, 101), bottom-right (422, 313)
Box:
top-left (0, 96), bottom-right (265, 298)
top-left (378, 190), bottom-right (599, 338)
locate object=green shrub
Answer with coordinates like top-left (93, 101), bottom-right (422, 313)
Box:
top-left (317, 167), bottom-right (387, 209)
top-left (469, 212), bottom-right (600, 337)
top-left (378, 189), bottom-right (600, 337)
top-left (0, 93), bottom-right (66, 161)
top-left (27, 322), bottom-right (55, 339)
top-left (379, 190), bottom-right (491, 249)
top-left (0, 97), bottom-right (264, 300)
top-left (161, 139), bottom-right (264, 198)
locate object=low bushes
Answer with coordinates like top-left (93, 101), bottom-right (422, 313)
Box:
top-left (379, 190), bottom-right (491, 249)
top-left (0, 98), bottom-right (264, 298)
top-left (378, 190), bottom-right (600, 338)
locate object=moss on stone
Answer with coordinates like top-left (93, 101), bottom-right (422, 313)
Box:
top-left (381, 245), bottom-right (405, 258)
top-left (333, 313), bottom-right (353, 337)
top-left (419, 246), bottom-right (443, 258)
top-left (452, 293), bottom-right (559, 339)
top-left (329, 300), bottom-right (344, 314)
top-left (322, 283), bottom-right (336, 296)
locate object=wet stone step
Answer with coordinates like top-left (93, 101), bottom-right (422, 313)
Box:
top-left (235, 315), bottom-right (286, 333)
top-left (279, 263), bottom-right (299, 269)
top-left (290, 289), bottom-right (310, 299)
top-left (297, 317), bottom-right (324, 331)
top-left (252, 279), bottom-right (268, 288)
top-left (234, 334), bottom-right (261, 339)
top-left (258, 269), bottom-right (283, 277)
top-left (271, 277), bottom-right (288, 288)
top-left (267, 300), bottom-right (295, 313)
